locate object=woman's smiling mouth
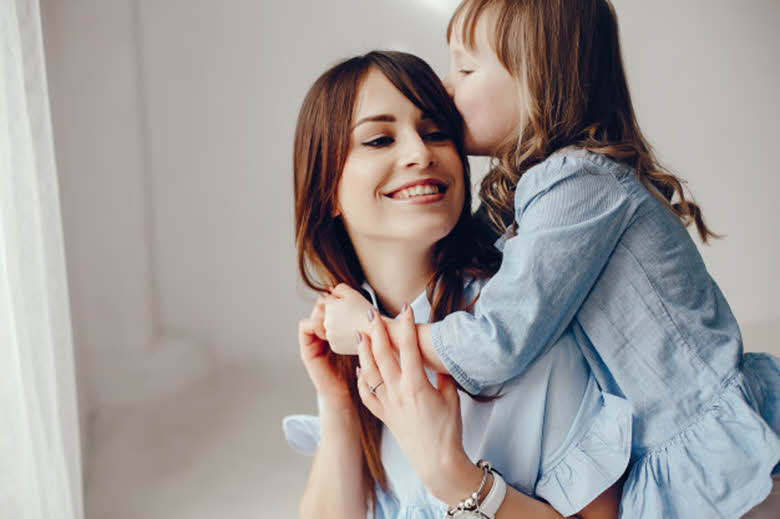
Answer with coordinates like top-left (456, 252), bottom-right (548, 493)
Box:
top-left (385, 179), bottom-right (449, 201)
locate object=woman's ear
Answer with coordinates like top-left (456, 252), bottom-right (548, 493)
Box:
top-left (331, 203), bottom-right (341, 218)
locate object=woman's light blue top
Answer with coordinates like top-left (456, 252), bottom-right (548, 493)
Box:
top-left (284, 278), bottom-right (632, 518)
top-left (429, 147), bottom-right (780, 518)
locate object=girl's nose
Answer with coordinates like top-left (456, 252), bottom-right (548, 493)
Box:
top-left (442, 75), bottom-right (454, 98)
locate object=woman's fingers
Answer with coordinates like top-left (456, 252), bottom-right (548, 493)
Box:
top-left (395, 305), bottom-right (426, 386)
top-left (356, 363), bottom-right (384, 421)
top-left (299, 317), bottom-right (325, 358)
top-left (436, 373), bottom-right (460, 408)
top-left (367, 308), bottom-right (401, 383)
top-left (357, 331), bottom-right (385, 398)
top-left (310, 296), bottom-right (328, 340)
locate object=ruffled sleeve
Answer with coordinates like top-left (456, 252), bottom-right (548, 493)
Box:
top-left (282, 414), bottom-right (321, 456)
top-left (535, 390), bottom-right (632, 517)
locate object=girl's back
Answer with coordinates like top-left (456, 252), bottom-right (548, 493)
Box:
top-left (531, 147), bottom-right (780, 518)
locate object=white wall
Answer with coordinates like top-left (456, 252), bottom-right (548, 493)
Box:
top-left (39, 0), bottom-right (779, 514)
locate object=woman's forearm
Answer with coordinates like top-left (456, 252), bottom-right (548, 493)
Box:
top-left (496, 484), bottom-right (564, 519)
top-left (299, 400), bottom-right (367, 519)
top-left (429, 456), bottom-right (564, 519)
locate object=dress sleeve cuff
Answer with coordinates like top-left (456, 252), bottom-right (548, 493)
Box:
top-left (430, 319), bottom-right (482, 394)
top-left (535, 393), bottom-right (632, 517)
top-left (281, 414), bottom-right (321, 456)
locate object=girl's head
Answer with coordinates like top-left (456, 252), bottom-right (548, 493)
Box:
top-left (293, 50), bottom-right (498, 500)
top-left (445, 0), bottom-right (715, 241)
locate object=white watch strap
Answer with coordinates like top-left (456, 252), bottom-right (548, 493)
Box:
top-left (478, 471), bottom-right (507, 518)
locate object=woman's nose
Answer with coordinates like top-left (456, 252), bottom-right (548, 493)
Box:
top-left (402, 134), bottom-right (435, 169)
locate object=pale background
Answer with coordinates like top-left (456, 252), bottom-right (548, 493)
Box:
top-left (38, 0), bottom-right (779, 517)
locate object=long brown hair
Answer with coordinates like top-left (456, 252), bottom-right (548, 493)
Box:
top-left (292, 51), bottom-right (499, 505)
top-left (449, 0), bottom-right (717, 241)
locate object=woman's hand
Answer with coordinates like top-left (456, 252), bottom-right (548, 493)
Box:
top-left (355, 304), bottom-right (480, 502)
top-left (298, 296), bottom-right (351, 406)
top-left (323, 283), bottom-right (373, 355)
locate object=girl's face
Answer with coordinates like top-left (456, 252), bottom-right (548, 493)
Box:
top-left (335, 68), bottom-right (466, 252)
top-left (444, 14), bottom-right (523, 155)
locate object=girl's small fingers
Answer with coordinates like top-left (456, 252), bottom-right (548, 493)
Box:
top-left (368, 309), bottom-right (400, 382)
top-left (330, 283), bottom-right (348, 297)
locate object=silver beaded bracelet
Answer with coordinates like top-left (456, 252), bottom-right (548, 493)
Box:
top-left (445, 460), bottom-right (504, 518)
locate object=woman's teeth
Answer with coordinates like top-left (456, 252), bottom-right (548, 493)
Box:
top-left (392, 184), bottom-right (441, 200)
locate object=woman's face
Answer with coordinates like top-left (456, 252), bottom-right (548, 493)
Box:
top-left (335, 68), bottom-right (466, 252)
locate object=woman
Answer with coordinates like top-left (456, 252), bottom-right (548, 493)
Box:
top-left (283, 50), bottom-right (630, 518)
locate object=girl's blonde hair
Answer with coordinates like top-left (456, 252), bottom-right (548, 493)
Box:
top-left (449, 0), bottom-right (717, 241)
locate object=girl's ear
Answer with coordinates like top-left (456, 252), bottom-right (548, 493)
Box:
top-left (331, 204), bottom-right (341, 218)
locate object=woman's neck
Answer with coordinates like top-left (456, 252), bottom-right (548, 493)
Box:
top-left (353, 239), bottom-right (434, 317)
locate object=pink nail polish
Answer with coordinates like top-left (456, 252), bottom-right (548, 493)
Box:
top-left (367, 307), bottom-right (375, 322)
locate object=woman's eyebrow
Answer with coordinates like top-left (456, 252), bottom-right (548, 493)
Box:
top-left (352, 114), bottom-right (395, 129)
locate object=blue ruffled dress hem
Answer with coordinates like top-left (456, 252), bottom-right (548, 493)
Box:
top-left (620, 353), bottom-right (780, 519)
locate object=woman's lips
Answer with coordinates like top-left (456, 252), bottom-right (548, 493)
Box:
top-left (390, 192), bottom-right (446, 205)
top-left (385, 180), bottom-right (448, 200)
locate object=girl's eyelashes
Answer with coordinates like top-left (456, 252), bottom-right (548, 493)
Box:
top-left (458, 68), bottom-right (473, 76)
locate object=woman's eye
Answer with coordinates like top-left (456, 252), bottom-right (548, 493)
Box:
top-left (458, 68), bottom-right (473, 76)
top-left (362, 136), bottom-right (394, 147)
top-left (423, 131), bottom-right (450, 142)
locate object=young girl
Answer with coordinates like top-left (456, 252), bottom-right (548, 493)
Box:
top-left (323, 1), bottom-right (780, 517)
top-left (284, 50), bottom-right (632, 518)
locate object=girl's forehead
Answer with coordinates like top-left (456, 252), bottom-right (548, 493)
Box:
top-left (449, 2), bottom-right (496, 50)
top-left (450, 12), bottom-right (493, 57)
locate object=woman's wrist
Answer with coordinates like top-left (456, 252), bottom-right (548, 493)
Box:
top-left (424, 451), bottom-right (485, 507)
top-left (319, 396), bottom-right (359, 433)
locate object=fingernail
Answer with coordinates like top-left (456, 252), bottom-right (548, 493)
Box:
top-left (355, 331), bottom-right (362, 344)
top-left (355, 366), bottom-right (361, 379)
top-left (401, 302), bottom-right (409, 314)
top-left (367, 307), bottom-right (375, 322)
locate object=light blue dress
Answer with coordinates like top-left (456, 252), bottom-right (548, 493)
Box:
top-left (429, 147), bottom-right (780, 518)
top-left (284, 278), bottom-right (633, 518)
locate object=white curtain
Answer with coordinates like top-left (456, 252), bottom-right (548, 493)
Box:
top-left (0, 0), bottom-right (84, 518)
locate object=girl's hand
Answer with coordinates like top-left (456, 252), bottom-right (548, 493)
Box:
top-left (356, 304), bottom-right (477, 501)
top-left (299, 296), bottom-right (351, 406)
top-left (323, 283), bottom-right (373, 355)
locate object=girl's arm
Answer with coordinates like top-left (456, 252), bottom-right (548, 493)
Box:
top-left (426, 161), bottom-right (637, 393)
top-left (296, 301), bottom-right (367, 518)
